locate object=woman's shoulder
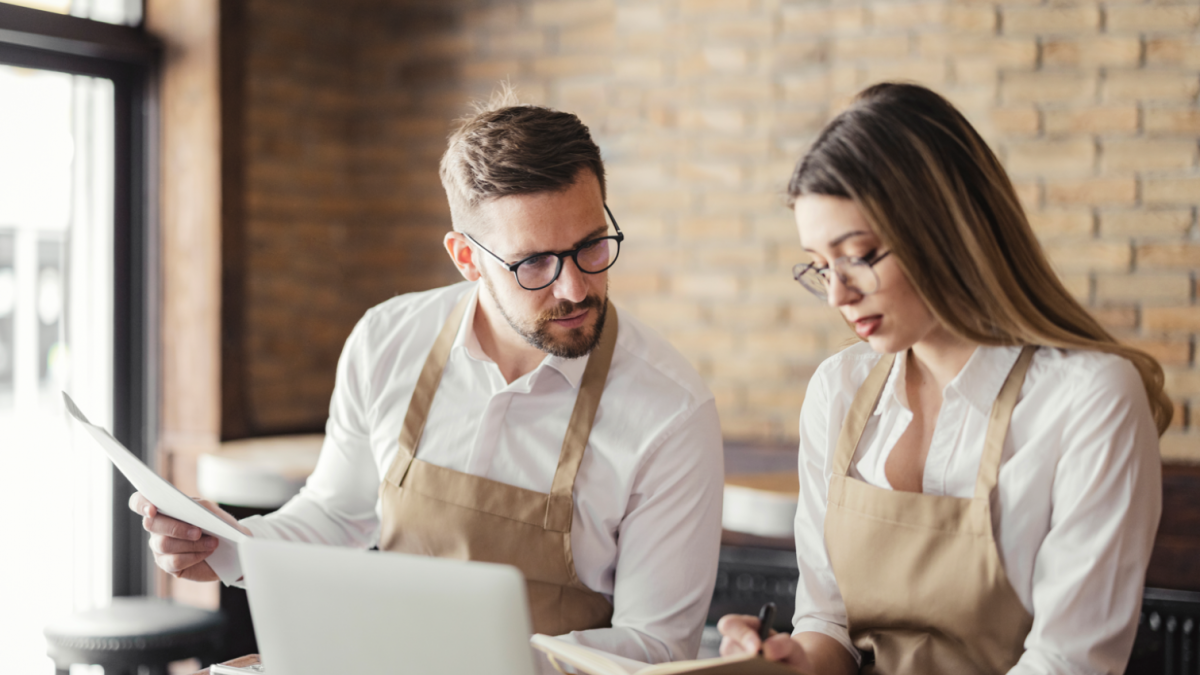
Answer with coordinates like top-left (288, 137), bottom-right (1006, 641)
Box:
top-left (802, 342), bottom-right (890, 415)
top-left (1028, 346), bottom-right (1144, 395)
top-left (1021, 346), bottom-right (1156, 444)
top-left (813, 341), bottom-right (887, 387)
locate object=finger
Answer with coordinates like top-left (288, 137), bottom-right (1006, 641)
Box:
top-left (173, 561), bottom-right (218, 583)
top-left (719, 634), bottom-right (751, 657)
top-left (761, 633), bottom-right (795, 662)
top-left (716, 613), bottom-right (758, 635)
top-left (150, 533), bottom-right (219, 556)
top-left (142, 512), bottom-right (202, 541)
top-left (128, 492), bottom-right (157, 518)
top-left (716, 614), bottom-right (762, 654)
top-left (195, 499), bottom-right (253, 536)
top-left (157, 551), bottom-right (213, 576)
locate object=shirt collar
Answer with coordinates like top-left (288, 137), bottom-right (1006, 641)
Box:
top-left (452, 284), bottom-right (590, 390)
top-left (544, 351), bottom-right (589, 389)
top-left (875, 344), bottom-right (1021, 416)
top-left (949, 345), bottom-right (1022, 415)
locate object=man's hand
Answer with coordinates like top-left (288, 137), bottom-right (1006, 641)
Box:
top-left (128, 492), bottom-right (252, 582)
top-left (717, 615), bottom-right (857, 675)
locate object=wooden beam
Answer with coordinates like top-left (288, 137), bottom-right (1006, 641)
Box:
top-left (145, 0), bottom-right (222, 609)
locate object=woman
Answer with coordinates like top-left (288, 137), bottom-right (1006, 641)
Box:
top-left (718, 83), bottom-right (1169, 675)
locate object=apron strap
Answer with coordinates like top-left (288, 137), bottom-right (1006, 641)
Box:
top-left (544, 304), bottom-right (619, 532)
top-left (384, 291), bottom-right (474, 487)
top-left (973, 346), bottom-right (1036, 500)
top-left (832, 352), bottom-right (896, 477)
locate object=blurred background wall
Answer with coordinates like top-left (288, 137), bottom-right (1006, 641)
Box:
top-left (215, 0), bottom-right (1200, 461)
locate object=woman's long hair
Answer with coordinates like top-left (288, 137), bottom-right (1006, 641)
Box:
top-left (789, 82), bottom-right (1173, 435)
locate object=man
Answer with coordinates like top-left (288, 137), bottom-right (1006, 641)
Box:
top-left (132, 94), bottom-right (724, 666)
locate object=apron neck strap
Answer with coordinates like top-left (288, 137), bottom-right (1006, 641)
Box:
top-left (544, 303), bottom-right (619, 532)
top-left (385, 288), bottom-right (621, 535)
top-left (972, 345), bottom-right (1036, 500)
top-left (830, 346), bottom-right (1038, 496)
top-left (832, 352), bottom-right (897, 477)
top-left (386, 291), bottom-right (473, 486)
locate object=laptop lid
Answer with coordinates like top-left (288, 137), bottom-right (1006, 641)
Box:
top-left (240, 538), bottom-right (537, 675)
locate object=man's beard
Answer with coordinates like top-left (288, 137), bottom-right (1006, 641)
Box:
top-left (481, 273), bottom-right (608, 359)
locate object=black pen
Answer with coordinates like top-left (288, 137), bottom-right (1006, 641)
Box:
top-left (756, 602), bottom-right (776, 655)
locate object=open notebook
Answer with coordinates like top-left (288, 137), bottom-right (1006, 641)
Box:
top-left (531, 635), bottom-right (809, 675)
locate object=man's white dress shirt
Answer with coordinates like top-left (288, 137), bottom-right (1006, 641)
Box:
top-left (218, 281), bottom-right (725, 665)
top-left (793, 342), bottom-right (1162, 675)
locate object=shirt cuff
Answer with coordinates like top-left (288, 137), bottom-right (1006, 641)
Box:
top-left (207, 515), bottom-right (268, 588)
top-left (207, 534), bottom-right (245, 588)
top-left (792, 617), bottom-right (862, 667)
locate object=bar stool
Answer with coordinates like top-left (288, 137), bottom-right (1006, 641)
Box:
top-left (197, 434), bottom-right (323, 509)
top-left (44, 597), bottom-right (226, 675)
top-left (196, 434), bottom-right (322, 658)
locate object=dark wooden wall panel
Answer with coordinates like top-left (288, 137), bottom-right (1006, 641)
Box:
top-left (1147, 464), bottom-right (1200, 592)
top-left (219, 0), bottom-right (464, 439)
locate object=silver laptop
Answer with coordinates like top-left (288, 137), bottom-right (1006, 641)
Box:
top-left (239, 538), bottom-right (537, 675)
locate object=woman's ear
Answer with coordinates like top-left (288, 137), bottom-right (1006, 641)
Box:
top-left (444, 232), bottom-right (481, 281)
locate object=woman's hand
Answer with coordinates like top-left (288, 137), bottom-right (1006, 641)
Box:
top-left (716, 614), bottom-right (858, 675)
top-left (717, 614), bottom-right (808, 666)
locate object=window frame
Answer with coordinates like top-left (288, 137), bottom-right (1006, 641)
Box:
top-left (0, 1), bottom-right (159, 597)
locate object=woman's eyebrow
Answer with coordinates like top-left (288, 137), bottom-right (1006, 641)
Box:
top-left (802, 230), bottom-right (872, 253)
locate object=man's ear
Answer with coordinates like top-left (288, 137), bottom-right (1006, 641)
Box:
top-left (444, 231), bottom-right (481, 281)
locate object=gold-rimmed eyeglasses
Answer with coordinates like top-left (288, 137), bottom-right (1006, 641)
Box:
top-left (792, 251), bottom-right (891, 301)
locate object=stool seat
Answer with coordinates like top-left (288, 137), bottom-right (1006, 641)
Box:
top-left (198, 434), bottom-right (323, 508)
top-left (45, 597), bottom-right (225, 675)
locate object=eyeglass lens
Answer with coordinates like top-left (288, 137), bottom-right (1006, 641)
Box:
top-left (795, 258), bottom-right (881, 299)
top-left (516, 238), bottom-right (617, 289)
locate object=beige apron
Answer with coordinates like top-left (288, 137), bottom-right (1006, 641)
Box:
top-left (825, 347), bottom-right (1037, 675)
top-left (378, 293), bottom-right (616, 636)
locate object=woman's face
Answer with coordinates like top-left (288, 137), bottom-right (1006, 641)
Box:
top-left (793, 194), bottom-right (942, 355)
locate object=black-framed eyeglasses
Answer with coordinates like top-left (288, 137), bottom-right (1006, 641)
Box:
top-left (465, 204), bottom-right (625, 291)
top-left (793, 250), bottom-right (892, 301)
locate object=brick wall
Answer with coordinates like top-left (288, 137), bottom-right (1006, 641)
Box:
top-left (229, 0), bottom-right (1200, 462)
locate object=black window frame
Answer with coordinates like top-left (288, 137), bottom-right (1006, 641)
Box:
top-left (0, 2), bottom-right (159, 597)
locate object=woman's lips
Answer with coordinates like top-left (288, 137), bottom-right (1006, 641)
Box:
top-left (552, 309), bottom-right (589, 329)
top-left (853, 315), bottom-right (882, 339)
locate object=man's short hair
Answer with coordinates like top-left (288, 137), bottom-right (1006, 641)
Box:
top-left (439, 89), bottom-right (606, 234)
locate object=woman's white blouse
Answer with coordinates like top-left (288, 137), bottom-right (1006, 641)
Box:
top-left (793, 342), bottom-right (1162, 675)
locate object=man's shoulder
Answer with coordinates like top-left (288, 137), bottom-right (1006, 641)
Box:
top-left (363, 281), bottom-right (472, 323)
top-left (351, 282), bottom-right (473, 352)
top-left (599, 307), bottom-right (721, 467)
top-left (609, 305), bottom-right (714, 411)
top-left (358, 282), bottom-right (470, 331)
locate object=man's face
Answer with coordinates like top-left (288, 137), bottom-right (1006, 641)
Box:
top-left (471, 170), bottom-right (611, 359)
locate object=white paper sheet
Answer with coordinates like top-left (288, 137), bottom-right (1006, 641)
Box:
top-left (62, 392), bottom-right (246, 575)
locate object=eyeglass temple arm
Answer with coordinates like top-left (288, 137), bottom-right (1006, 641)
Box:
top-left (464, 231), bottom-right (523, 272)
top-left (465, 205), bottom-right (622, 269)
top-left (604, 204), bottom-right (623, 239)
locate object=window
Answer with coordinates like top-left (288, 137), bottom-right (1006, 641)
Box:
top-left (0, 2), bottom-right (155, 672)
top-left (0, 64), bottom-right (117, 673)
top-left (3, 0), bottom-right (142, 26)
